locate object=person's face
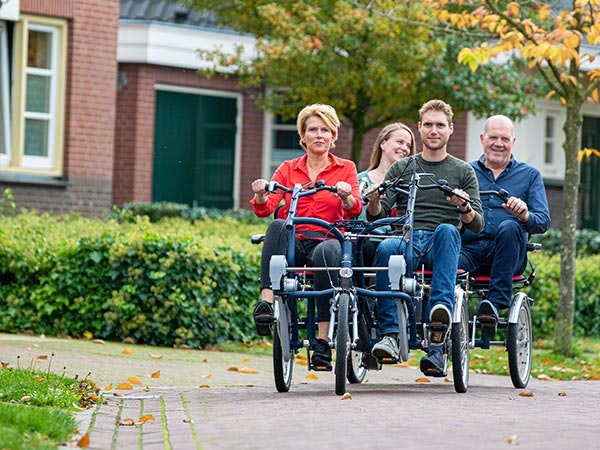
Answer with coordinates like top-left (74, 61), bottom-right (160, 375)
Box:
top-left (380, 128), bottom-right (412, 165)
top-left (302, 115), bottom-right (334, 155)
top-left (480, 119), bottom-right (515, 170)
top-left (418, 110), bottom-right (453, 151)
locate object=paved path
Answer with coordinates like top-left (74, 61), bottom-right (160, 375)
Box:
top-left (72, 368), bottom-right (599, 450)
top-left (2, 333), bottom-right (597, 449)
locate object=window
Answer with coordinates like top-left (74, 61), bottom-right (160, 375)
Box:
top-left (0, 15), bottom-right (67, 176)
top-left (544, 114), bottom-right (557, 165)
top-left (269, 114), bottom-right (303, 176)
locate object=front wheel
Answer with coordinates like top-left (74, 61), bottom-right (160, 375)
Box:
top-left (451, 295), bottom-right (470, 393)
top-left (347, 315), bottom-right (367, 384)
top-left (507, 296), bottom-right (532, 389)
top-left (335, 293), bottom-right (351, 395)
top-left (273, 299), bottom-right (293, 392)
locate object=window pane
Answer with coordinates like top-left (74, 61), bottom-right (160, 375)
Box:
top-left (26, 74), bottom-right (50, 113)
top-left (545, 116), bottom-right (554, 138)
top-left (24, 118), bottom-right (49, 157)
top-left (28, 29), bottom-right (52, 69)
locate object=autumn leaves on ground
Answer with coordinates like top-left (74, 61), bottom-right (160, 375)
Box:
top-left (1, 332), bottom-right (599, 448)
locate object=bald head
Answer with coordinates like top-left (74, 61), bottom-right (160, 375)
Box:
top-left (480, 115), bottom-right (516, 171)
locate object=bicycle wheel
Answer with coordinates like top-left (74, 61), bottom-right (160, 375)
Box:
top-left (347, 310), bottom-right (367, 383)
top-left (451, 294), bottom-right (470, 393)
top-left (273, 299), bottom-right (293, 392)
top-left (335, 293), bottom-right (350, 396)
top-left (507, 295), bottom-right (532, 389)
top-left (397, 300), bottom-right (410, 362)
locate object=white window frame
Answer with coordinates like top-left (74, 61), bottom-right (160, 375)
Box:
top-left (2, 14), bottom-right (66, 176)
top-left (543, 112), bottom-right (559, 166)
top-left (262, 112), bottom-right (303, 179)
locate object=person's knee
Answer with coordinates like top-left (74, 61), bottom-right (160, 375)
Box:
top-left (374, 239), bottom-right (401, 266)
top-left (313, 239), bottom-right (341, 265)
top-left (267, 219), bottom-right (286, 234)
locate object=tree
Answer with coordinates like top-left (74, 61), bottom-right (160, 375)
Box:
top-left (184, 0), bottom-right (541, 163)
top-left (424, 0), bottom-right (600, 355)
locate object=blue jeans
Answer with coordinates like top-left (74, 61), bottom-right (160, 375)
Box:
top-left (459, 220), bottom-right (527, 309)
top-left (375, 224), bottom-right (461, 335)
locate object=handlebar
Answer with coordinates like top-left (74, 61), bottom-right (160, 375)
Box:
top-left (362, 175), bottom-right (471, 204)
top-left (265, 179), bottom-right (337, 195)
top-left (480, 188), bottom-right (510, 202)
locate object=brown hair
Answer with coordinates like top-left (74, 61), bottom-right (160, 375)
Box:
top-left (368, 122), bottom-right (416, 171)
top-left (418, 99), bottom-right (454, 125)
top-left (297, 103), bottom-right (340, 150)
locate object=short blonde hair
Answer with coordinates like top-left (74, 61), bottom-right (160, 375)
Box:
top-left (418, 99), bottom-right (454, 126)
top-left (297, 103), bottom-right (340, 150)
top-left (368, 122), bottom-right (416, 171)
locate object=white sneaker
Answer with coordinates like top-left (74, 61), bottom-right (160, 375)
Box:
top-left (429, 304), bottom-right (451, 346)
top-left (372, 335), bottom-right (400, 360)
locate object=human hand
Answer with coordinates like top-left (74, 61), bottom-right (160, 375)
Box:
top-left (445, 188), bottom-right (470, 208)
top-left (504, 196), bottom-right (529, 222)
top-left (251, 179), bottom-right (269, 203)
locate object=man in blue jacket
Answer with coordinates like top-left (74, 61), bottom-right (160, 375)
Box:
top-left (459, 115), bottom-right (550, 337)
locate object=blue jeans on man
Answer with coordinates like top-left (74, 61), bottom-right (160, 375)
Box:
top-left (375, 224), bottom-right (461, 335)
top-left (459, 220), bottom-right (528, 310)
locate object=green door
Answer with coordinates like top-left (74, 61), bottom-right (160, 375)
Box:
top-left (153, 91), bottom-right (237, 208)
top-left (580, 117), bottom-right (600, 230)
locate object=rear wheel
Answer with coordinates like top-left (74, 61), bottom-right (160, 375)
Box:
top-left (507, 297), bottom-right (532, 389)
top-left (273, 299), bottom-right (293, 392)
top-left (335, 293), bottom-right (350, 395)
top-left (451, 295), bottom-right (470, 393)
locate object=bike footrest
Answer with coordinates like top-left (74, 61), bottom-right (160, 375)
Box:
top-left (310, 363), bottom-right (333, 372)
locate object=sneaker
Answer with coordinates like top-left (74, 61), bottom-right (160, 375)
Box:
top-left (371, 335), bottom-right (400, 361)
top-left (429, 304), bottom-right (451, 346)
top-left (253, 300), bottom-right (273, 336)
top-left (478, 300), bottom-right (499, 339)
top-left (420, 347), bottom-right (447, 377)
top-left (311, 339), bottom-right (332, 371)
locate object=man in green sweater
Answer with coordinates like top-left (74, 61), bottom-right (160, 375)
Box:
top-left (365, 99), bottom-right (484, 377)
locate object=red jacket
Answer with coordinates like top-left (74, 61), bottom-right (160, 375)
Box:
top-left (250, 153), bottom-right (362, 237)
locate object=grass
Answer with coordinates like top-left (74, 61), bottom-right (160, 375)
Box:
top-left (230, 337), bottom-right (600, 381)
top-left (0, 361), bottom-right (99, 450)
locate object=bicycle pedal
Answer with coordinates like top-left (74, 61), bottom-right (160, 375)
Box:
top-left (377, 356), bottom-right (399, 365)
top-left (310, 363), bottom-right (332, 372)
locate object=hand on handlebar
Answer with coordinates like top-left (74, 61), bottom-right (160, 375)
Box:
top-left (445, 187), bottom-right (471, 208)
top-left (252, 178), bottom-right (270, 203)
top-left (505, 196), bottom-right (529, 222)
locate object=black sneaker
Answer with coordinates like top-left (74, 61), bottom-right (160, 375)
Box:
top-left (311, 339), bottom-right (332, 371)
top-left (420, 347), bottom-right (447, 377)
top-left (478, 300), bottom-right (499, 339)
top-left (253, 300), bottom-right (273, 336)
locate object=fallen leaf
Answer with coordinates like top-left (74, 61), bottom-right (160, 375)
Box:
top-left (122, 337), bottom-right (135, 344)
top-left (558, 391), bottom-right (568, 396)
top-left (243, 357), bottom-right (251, 362)
top-left (341, 392), bottom-right (352, 400)
top-left (138, 414), bottom-right (156, 424)
top-left (34, 376), bottom-right (45, 381)
top-left (20, 395), bottom-right (32, 403)
top-left (120, 418), bottom-right (136, 426)
top-left (506, 434), bottom-right (519, 445)
top-left (306, 373), bottom-right (319, 380)
top-left (296, 353), bottom-right (307, 360)
top-left (116, 382), bottom-right (133, 390)
top-left (259, 341), bottom-right (272, 348)
top-left (183, 418), bottom-right (194, 423)
top-left (1, 362), bottom-right (9, 368)
top-left (239, 367), bottom-right (258, 374)
top-left (199, 384), bottom-right (210, 388)
top-left (149, 353), bottom-right (163, 359)
top-left (518, 391), bottom-right (534, 397)
top-left (142, 386), bottom-right (150, 392)
top-left (296, 359), bottom-right (308, 366)
top-left (443, 377), bottom-right (451, 383)
top-left (200, 374), bottom-right (211, 379)
top-left (416, 377), bottom-right (431, 383)
top-left (83, 331), bottom-right (93, 340)
top-left (179, 344), bottom-right (191, 349)
top-left (151, 371), bottom-right (161, 378)
top-left (227, 366), bottom-right (239, 372)
top-left (37, 355), bottom-right (48, 360)
top-left (201, 358), bottom-right (208, 363)
top-left (103, 384), bottom-right (113, 391)
top-left (88, 393), bottom-right (99, 401)
top-left (128, 376), bottom-right (142, 385)
top-left (113, 392), bottom-right (123, 397)
top-left (122, 348), bottom-right (134, 355)
top-left (537, 374), bottom-right (551, 381)
top-left (76, 433), bottom-right (90, 448)
top-left (92, 339), bottom-right (105, 344)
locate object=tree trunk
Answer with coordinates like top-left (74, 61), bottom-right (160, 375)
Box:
top-left (554, 102), bottom-right (582, 356)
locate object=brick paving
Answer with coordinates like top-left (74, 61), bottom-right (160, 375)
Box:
top-left (70, 367), bottom-right (600, 450)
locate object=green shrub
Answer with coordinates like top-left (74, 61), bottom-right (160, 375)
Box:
top-left (530, 228), bottom-right (600, 256)
top-left (0, 212), bottom-right (265, 347)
